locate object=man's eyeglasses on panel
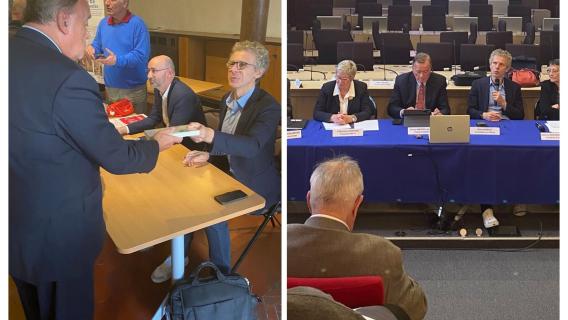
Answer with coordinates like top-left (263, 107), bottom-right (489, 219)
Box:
top-left (146, 68), bottom-right (168, 74)
top-left (226, 60), bottom-right (255, 70)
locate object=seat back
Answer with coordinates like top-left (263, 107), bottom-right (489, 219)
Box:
top-left (288, 30), bottom-right (304, 44)
top-left (356, 2), bottom-right (382, 28)
top-left (288, 276), bottom-right (385, 308)
top-left (505, 43), bottom-right (541, 67)
top-left (507, 5), bottom-right (532, 31)
top-left (337, 41), bottom-right (374, 71)
top-left (317, 29), bottom-right (353, 64)
top-left (459, 44), bottom-right (496, 71)
top-left (468, 21), bottom-right (478, 44)
top-left (422, 5), bottom-right (447, 31)
top-left (469, 4), bottom-right (493, 31)
top-left (485, 31), bottom-right (513, 50)
top-left (288, 43), bottom-right (304, 71)
top-left (440, 31), bottom-right (468, 64)
top-left (431, 0), bottom-right (449, 14)
top-left (497, 19), bottom-right (507, 31)
top-left (387, 5), bottom-right (411, 31)
top-left (416, 42), bottom-right (453, 70)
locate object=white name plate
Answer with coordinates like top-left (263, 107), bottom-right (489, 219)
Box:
top-left (470, 127), bottom-right (500, 135)
top-left (369, 80), bottom-right (394, 86)
top-left (540, 132), bottom-right (560, 141)
top-left (287, 130), bottom-right (302, 139)
top-left (332, 129), bottom-right (364, 137)
top-left (408, 127), bottom-right (430, 135)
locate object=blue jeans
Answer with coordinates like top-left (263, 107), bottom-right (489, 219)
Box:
top-left (184, 221), bottom-right (231, 273)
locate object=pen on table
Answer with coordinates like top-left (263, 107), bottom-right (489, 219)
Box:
top-left (349, 122), bottom-right (355, 129)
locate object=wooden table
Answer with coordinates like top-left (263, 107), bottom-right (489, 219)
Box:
top-left (288, 65), bottom-right (545, 120)
top-left (101, 142), bottom-right (265, 318)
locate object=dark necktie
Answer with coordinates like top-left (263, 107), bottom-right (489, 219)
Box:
top-left (416, 82), bottom-right (425, 110)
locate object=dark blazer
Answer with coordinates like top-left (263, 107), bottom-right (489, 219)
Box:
top-left (467, 76), bottom-right (524, 119)
top-left (209, 87), bottom-right (281, 208)
top-left (313, 80), bottom-right (373, 122)
top-left (388, 71), bottom-right (450, 119)
top-left (537, 80), bottom-right (559, 120)
top-left (128, 77), bottom-right (206, 150)
top-left (9, 28), bottom-right (159, 284)
top-left (288, 216), bottom-right (427, 320)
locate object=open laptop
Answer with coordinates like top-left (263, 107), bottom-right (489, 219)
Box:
top-left (363, 16), bottom-right (387, 34)
top-left (403, 109), bottom-right (430, 127)
top-left (453, 17), bottom-right (478, 32)
top-left (287, 118), bottom-right (308, 130)
top-left (429, 115), bottom-right (470, 143)
top-left (542, 18), bottom-right (559, 31)
top-left (448, 1), bottom-right (469, 17)
top-left (498, 17), bottom-right (523, 33)
top-left (317, 16), bottom-right (344, 30)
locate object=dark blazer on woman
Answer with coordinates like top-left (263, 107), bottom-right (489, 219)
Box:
top-left (388, 71), bottom-right (450, 118)
top-left (537, 80), bottom-right (559, 120)
top-left (313, 80), bottom-right (373, 122)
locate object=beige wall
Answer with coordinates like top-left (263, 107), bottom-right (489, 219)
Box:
top-left (129, 0), bottom-right (281, 39)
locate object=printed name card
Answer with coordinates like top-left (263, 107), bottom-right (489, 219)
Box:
top-left (287, 130), bottom-right (302, 139)
top-left (470, 127), bottom-right (500, 135)
top-left (540, 132), bottom-right (560, 141)
top-left (294, 79), bottom-right (302, 88)
top-left (369, 80), bottom-right (394, 87)
top-left (407, 127), bottom-right (430, 135)
top-left (332, 129), bottom-right (364, 137)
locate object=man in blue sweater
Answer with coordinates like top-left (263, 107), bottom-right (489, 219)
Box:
top-left (87, 0), bottom-right (150, 114)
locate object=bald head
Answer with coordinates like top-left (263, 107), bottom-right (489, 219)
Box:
top-left (147, 55), bottom-right (176, 94)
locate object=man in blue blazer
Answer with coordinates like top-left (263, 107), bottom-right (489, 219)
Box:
top-left (467, 49), bottom-right (524, 121)
top-left (313, 60), bottom-right (373, 123)
top-left (467, 49), bottom-right (524, 229)
top-left (117, 55), bottom-right (206, 152)
top-left (388, 52), bottom-right (450, 119)
top-left (9, 0), bottom-right (181, 318)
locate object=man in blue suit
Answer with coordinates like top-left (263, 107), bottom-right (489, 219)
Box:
top-left (9, 1), bottom-right (181, 318)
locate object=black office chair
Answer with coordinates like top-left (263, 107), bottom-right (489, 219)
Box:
top-left (288, 30), bottom-right (304, 45)
top-left (522, 22), bottom-right (535, 44)
top-left (368, 96), bottom-right (378, 119)
top-left (387, 5), bottom-right (411, 31)
top-left (470, 0), bottom-right (488, 4)
top-left (416, 42), bottom-right (453, 70)
top-left (431, 0), bottom-right (449, 14)
top-left (393, 0), bottom-right (410, 5)
top-left (356, 2), bottom-right (382, 29)
top-left (505, 43), bottom-right (541, 67)
top-left (507, 5), bottom-right (531, 32)
top-left (380, 33), bottom-right (413, 64)
top-left (317, 29), bottom-right (353, 64)
top-left (337, 41), bottom-right (374, 71)
top-left (312, 19), bottom-right (322, 50)
top-left (497, 19), bottom-right (507, 32)
top-left (422, 6), bottom-right (447, 31)
top-left (440, 31), bottom-right (468, 65)
top-left (232, 201), bottom-right (281, 273)
top-left (459, 44), bottom-right (495, 71)
top-left (469, 4), bottom-right (493, 31)
top-left (288, 43), bottom-right (305, 71)
top-left (468, 22), bottom-right (478, 44)
top-left (485, 31), bottom-right (513, 50)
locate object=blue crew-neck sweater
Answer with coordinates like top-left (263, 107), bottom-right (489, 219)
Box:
top-left (91, 15), bottom-right (150, 89)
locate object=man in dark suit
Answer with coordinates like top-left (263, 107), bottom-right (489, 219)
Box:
top-left (313, 60), bottom-right (373, 123)
top-left (388, 52), bottom-right (450, 119)
top-left (467, 49), bottom-right (524, 121)
top-left (288, 156), bottom-right (427, 320)
top-left (117, 55), bottom-right (206, 151)
top-left (9, 0), bottom-right (181, 318)
top-left (467, 49), bottom-right (525, 228)
top-left (180, 40), bottom-right (281, 274)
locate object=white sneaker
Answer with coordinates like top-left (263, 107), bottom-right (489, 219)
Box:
top-left (482, 208), bottom-right (499, 229)
top-left (151, 256), bottom-right (189, 283)
top-left (513, 204), bottom-right (528, 217)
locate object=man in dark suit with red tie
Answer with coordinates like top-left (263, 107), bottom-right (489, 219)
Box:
top-left (388, 52), bottom-right (451, 119)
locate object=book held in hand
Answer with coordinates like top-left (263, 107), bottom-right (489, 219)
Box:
top-left (144, 125), bottom-right (201, 140)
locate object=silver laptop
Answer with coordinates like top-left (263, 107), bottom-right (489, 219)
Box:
top-left (317, 16), bottom-right (344, 30)
top-left (429, 115), bottom-right (470, 144)
top-left (363, 16), bottom-right (387, 34)
top-left (453, 17), bottom-right (478, 32)
top-left (542, 18), bottom-right (559, 31)
top-left (531, 9), bottom-right (551, 31)
top-left (498, 17), bottom-right (523, 33)
top-left (449, 1), bottom-right (469, 17)
top-left (488, 0), bottom-right (508, 16)
top-left (411, 0), bottom-right (430, 15)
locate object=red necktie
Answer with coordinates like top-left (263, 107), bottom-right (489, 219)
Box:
top-left (416, 82), bottom-right (425, 110)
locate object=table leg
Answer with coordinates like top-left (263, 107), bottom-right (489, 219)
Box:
top-left (152, 235), bottom-right (186, 320)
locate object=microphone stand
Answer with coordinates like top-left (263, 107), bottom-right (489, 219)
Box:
top-left (382, 39), bottom-right (387, 81)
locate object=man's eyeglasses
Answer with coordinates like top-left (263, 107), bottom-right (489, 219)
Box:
top-left (226, 60), bottom-right (255, 70)
top-left (146, 68), bottom-right (168, 74)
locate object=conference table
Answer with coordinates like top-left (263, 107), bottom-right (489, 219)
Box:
top-left (288, 65), bottom-right (546, 120)
top-left (101, 142), bottom-right (265, 319)
top-left (288, 119), bottom-right (559, 205)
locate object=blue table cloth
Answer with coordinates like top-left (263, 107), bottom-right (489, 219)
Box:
top-left (288, 120), bottom-right (559, 204)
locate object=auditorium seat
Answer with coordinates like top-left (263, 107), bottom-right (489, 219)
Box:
top-left (288, 43), bottom-right (305, 71)
top-left (356, 2), bottom-right (382, 29)
top-left (440, 31), bottom-right (468, 65)
top-left (485, 31), bottom-right (513, 50)
top-left (505, 43), bottom-right (541, 67)
top-left (431, 0), bottom-right (449, 14)
top-left (469, 4), bottom-right (493, 31)
top-left (387, 5), bottom-right (411, 31)
top-left (337, 41), bottom-right (374, 71)
top-left (460, 44), bottom-right (496, 71)
top-left (422, 5), bottom-right (447, 31)
top-left (317, 29), bottom-right (353, 64)
top-left (416, 42), bottom-right (453, 70)
top-left (507, 5), bottom-right (532, 32)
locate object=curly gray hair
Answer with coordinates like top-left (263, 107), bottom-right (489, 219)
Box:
top-left (231, 41), bottom-right (270, 72)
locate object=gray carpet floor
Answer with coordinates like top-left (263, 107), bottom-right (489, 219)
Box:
top-left (402, 249), bottom-right (559, 320)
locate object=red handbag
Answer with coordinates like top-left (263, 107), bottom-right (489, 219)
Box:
top-left (508, 69), bottom-right (540, 87)
top-left (106, 98), bottom-right (134, 117)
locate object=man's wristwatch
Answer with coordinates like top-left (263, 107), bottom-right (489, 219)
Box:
top-left (351, 115), bottom-right (357, 123)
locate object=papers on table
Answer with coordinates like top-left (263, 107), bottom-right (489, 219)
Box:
top-left (545, 121), bottom-right (560, 133)
top-left (323, 120), bottom-right (379, 131)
